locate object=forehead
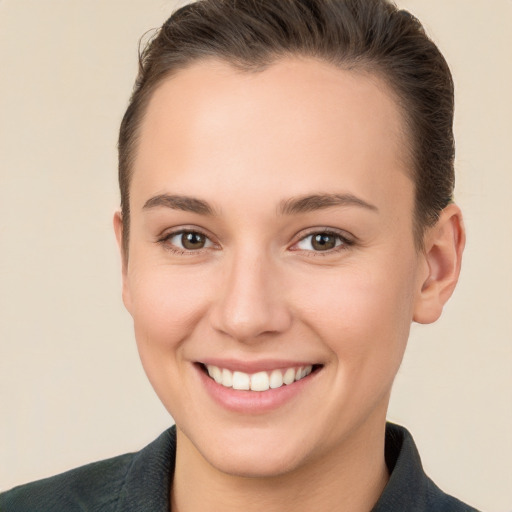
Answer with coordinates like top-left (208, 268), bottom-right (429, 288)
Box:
top-left (132, 57), bottom-right (412, 215)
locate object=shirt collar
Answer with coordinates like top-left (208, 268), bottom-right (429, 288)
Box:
top-left (371, 422), bottom-right (429, 510)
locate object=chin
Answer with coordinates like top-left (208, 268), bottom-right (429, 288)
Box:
top-left (208, 445), bottom-right (306, 479)
top-left (182, 422), bottom-right (314, 479)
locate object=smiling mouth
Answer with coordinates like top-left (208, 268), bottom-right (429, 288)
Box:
top-left (200, 364), bottom-right (322, 392)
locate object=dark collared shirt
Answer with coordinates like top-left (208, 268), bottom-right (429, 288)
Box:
top-left (0, 423), bottom-right (480, 511)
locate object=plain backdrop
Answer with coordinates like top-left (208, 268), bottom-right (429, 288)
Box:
top-left (0, 1), bottom-right (511, 510)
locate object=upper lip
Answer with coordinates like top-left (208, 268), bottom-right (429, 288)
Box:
top-left (197, 358), bottom-right (322, 373)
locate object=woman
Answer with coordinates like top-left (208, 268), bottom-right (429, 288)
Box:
top-left (0, 0), bottom-right (480, 510)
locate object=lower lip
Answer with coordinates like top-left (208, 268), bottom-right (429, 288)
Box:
top-left (195, 364), bottom-right (320, 414)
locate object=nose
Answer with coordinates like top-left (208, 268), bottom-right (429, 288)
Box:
top-left (209, 250), bottom-right (292, 343)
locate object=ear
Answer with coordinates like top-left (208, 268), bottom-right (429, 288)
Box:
top-left (113, 211), bottom-right (132, 313)
top-left (413, 203), bottom-right (466, 324)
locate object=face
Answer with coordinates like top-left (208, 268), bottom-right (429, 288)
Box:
top-left (118, 57), bottom-right (429, 477)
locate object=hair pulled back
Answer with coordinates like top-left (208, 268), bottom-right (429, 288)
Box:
top-left (118, 0), bottom-right (455, 253)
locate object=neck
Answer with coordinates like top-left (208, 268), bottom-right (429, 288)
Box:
top-left (170, 419), bottom-right (389, 512)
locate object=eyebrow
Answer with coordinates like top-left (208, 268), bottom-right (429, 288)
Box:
top-left (279, 193), bottom-right (378, 215)
top-left (143, 194), bottom-right (217, 215)
top-left (142, 192), bottom-right (378, 217)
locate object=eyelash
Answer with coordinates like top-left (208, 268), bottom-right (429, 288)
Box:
top-left (291, 229), bottom-right (354, 256)
top-left (157, 229), bottom-right (216, 256)
top-left (157, 228), bottom-right (355, 256)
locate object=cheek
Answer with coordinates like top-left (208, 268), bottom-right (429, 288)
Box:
top-left (128, 264), bottom-right (212, 354)
top-left (126, 264), bottom-right (215, 415)
top-left (296, 256), bottom-right (417, 369)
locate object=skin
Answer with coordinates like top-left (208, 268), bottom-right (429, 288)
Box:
top-left (114, 57), bottom-right (464, 512)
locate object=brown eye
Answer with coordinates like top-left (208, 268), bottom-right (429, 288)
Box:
top-left (295, 231), bottom-right (349, 253)
top-left (311, 233), bottom-right (337, 251)
top-left (163, 230), bottom-right (214, 252)
top-left (181, 232), bottom-right (206, 250)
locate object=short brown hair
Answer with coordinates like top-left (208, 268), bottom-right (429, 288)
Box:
top-left (118, 0), bottom-right (455, 255)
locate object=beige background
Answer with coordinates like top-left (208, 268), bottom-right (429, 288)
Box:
top-left (0, 1), bottom-right (511, 510)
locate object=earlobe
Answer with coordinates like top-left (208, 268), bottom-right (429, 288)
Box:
top-left (413, 203), bottom-right (466, 324)
top-left (113, 211), bottom-right (132, 313)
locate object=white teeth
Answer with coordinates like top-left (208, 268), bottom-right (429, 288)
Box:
top-left (208, 365), bottom-right (222, 384)
top-left (221, 368), bottom-right (233, 387)
top-left (269, 369), bottom-right (283, 389)
top-left (283, 367), bottom-right (295, 385)
top-left (232, 371), bottom-right (250, 390)
top-left (250, 371), bottom-right (270, 391)
top-left (205, 364), bottom-right (316, 392)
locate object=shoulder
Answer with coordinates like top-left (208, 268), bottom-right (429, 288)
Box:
top-left (424, 478), bottom-right (481, 512)
top-left (0, 452), bottom-right (135, 512)
top-left (0, 427), bottom-right (176, 512)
